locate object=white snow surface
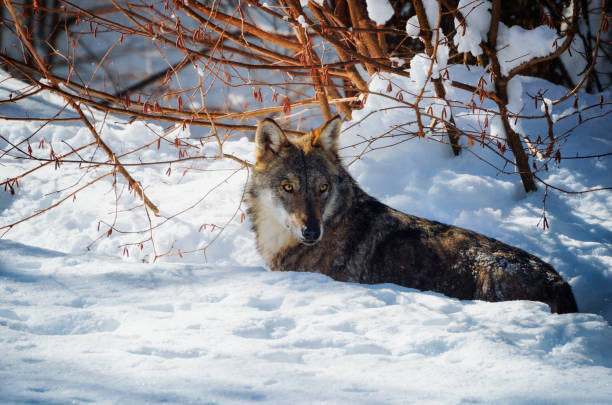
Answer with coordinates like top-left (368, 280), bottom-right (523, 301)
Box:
top-left (301, 0), bottom-right (324, 7)
top-left (422, 0), bottom-right (440, 30)
top-left (496, 23), bottom-right (560, 76)
top-left (406, 15), bottom-right (420, 38)
top-left (453, 0), bottom-right (492, 57)
top-left (404, 0), bottom-right (440, 43)
top-left (408, 29), bottom-right (450, 85)
top-left (409, 53), bottom-right (438, 87)
top-left (452, 0), bottom-right (565, 76)
top-left (297, 15), bottom-right (308, 29)
top-left (1, 65), bottom-right (612, 403)
top-left (1, 239), bottom-right (612, 404)
top-left (365, 0), bottom-right (394, 26)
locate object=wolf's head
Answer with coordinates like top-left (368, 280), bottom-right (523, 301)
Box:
top-left (249, 116), bottom-right (349, 248)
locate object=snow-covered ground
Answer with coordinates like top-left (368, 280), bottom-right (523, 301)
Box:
top-left (1, 239), bottom-right (612, 404)
top-left (1, 62), bottom-right (611, 403)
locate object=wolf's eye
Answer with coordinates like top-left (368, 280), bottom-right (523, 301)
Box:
top-left (282, 183), bottom-right (294, 193)
top-left (320, 183), bottom-right (329, 192)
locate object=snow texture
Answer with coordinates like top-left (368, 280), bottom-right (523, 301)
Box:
top-left (408, 46), bottom-right (449, 86)
top-left (406, 15), bottom-right (420, 38)
top-left (453, 0), bottom-right (491, 57)
top-left (1, 239), bottom-right (611, 404)
top-left (297, 15), bottom-right (308, 29)
top-left (404, 0), bottom-right (440, 43)
top-left (497, 23), bottom-right (560, 76)
top-left (506, 75), bottom-right (523, 114)
top-left (409, 53), bottom-right (437, 87)
top-left (559, 1), bottom-right (610, 90)
top-left (365, 0), bottom-right (394, 25)
top-left (422, 0), bottom-right (440, 29)
top-left (452, 0), bottom-right (565, 76)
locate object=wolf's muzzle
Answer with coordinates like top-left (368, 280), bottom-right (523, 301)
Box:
top-left (301, 226), bottom-right (321, 245)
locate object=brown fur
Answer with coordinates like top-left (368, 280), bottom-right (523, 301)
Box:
top-left (246, 116), bottom-right (578, 314)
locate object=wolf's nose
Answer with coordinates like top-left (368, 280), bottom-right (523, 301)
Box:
top-left (302, 227), bottom-right (320, 243)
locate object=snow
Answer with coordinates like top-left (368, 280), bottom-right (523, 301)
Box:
top-left (301, 0), bottom-right (324, 7)
top-left (559, 0), bottom-right (610, 90)
top-left (506, 75), bottom-right (523, 114)
top-left (408, 47), bottom-right (449, 87)
top-left (496, 23), bottom-right (560, 76)
top-left (409, 53), bottom-right (437, 87)
top-left (452, 1), bottom-right (563, 76)
top-left (365, 0), bottom-right (394, 26)
top-left (297, 15), bottom-right (308, 29)
top-left (389, 56), bottom-right (406, 67)
top-left (422, 0), bottom-right (440, 30)
top-left (406, 15), bottom-right (420, 38)
top-left (1, 50), bottom-right (612, 402)
top-left (1, 239), bottom-right (612, 404)
top-left (404, 0), bottom-right (441, 42)
top-left (453, 0), bottom-right (492, 57)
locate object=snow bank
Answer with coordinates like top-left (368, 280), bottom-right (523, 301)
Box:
top-left (1, 239), bottom-right (611, 404)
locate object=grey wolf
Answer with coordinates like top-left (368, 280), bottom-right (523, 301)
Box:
top-left (245, 116), bottom-right (578, 314)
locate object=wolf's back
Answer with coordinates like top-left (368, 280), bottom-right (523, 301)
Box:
top-left (354, 201), bottom-right (578, 314)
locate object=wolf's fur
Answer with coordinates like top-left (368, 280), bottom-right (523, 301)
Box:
top-left (246, 116), bottom-right (578, 314)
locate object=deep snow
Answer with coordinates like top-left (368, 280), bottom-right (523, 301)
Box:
top-left (1, 239), bottom-right (612, 404)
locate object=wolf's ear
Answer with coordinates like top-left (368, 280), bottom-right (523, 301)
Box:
top-left (255, 118), bottom-right (288, 159)
top-left (316, 115), bottom-right (342, 154)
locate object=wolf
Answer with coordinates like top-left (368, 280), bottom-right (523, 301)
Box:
top-left (245, 116), bottom-right (578, 314)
